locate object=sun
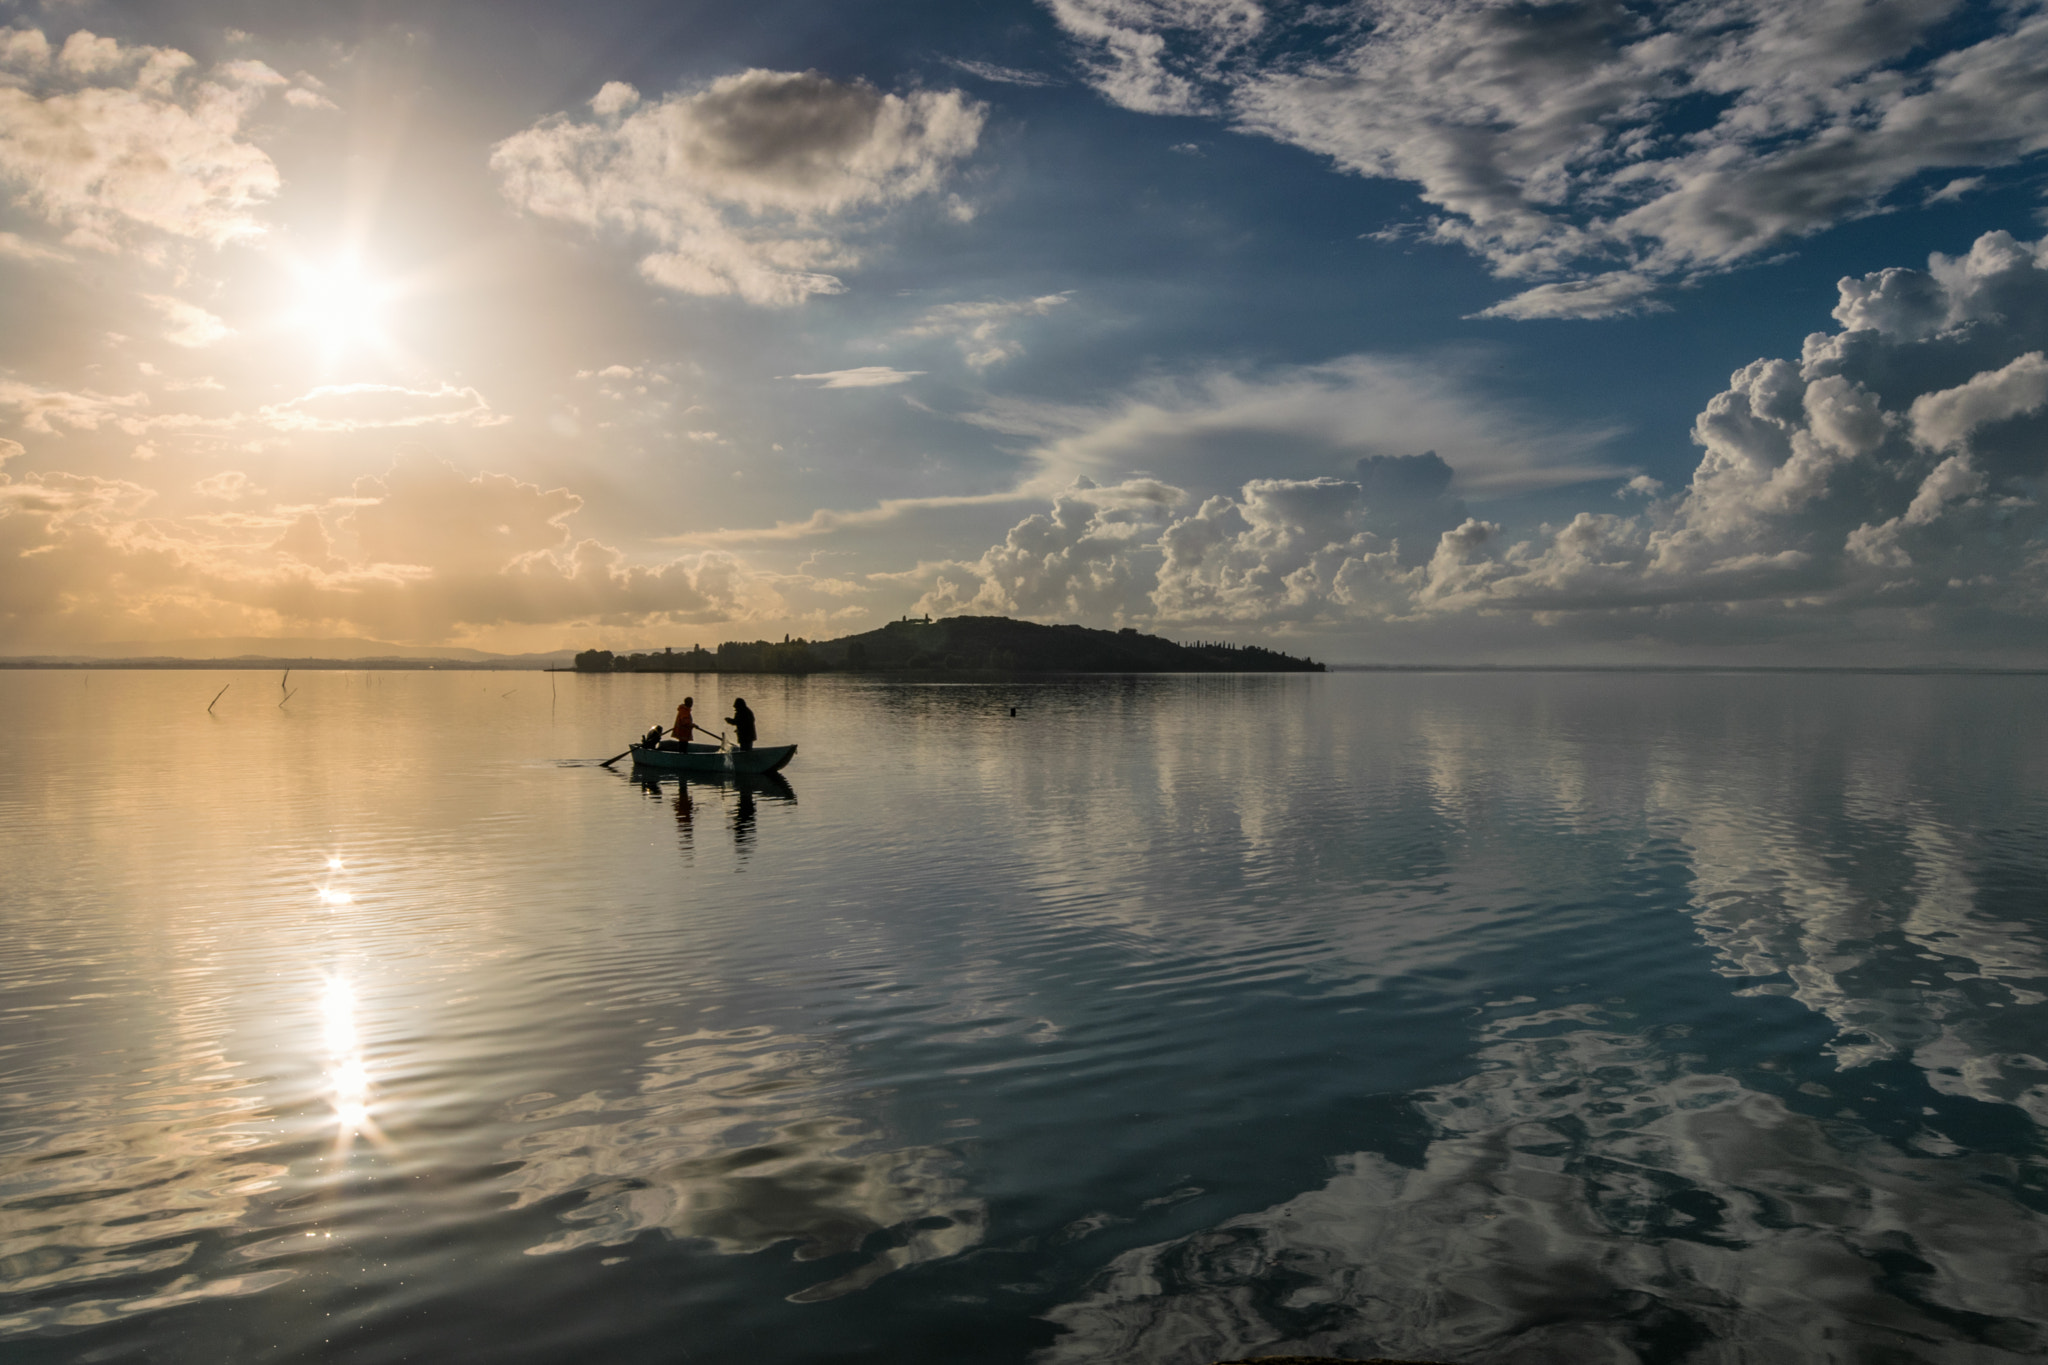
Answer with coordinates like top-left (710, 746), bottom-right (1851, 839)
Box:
top-left (288, 255), bottom-right (393, 357)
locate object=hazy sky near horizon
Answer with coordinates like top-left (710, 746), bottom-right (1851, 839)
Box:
top-left (6, 0), bottom-right (2048, 661)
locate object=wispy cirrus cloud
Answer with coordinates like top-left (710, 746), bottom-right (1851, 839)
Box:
top-left (0, 378), bottom-right (150, 434)
top-left (785, 366), bottom-right (926, 388)
top-left (903, 292), bottom-right (1072, 369)
top-left (0, 379), bottom-right (505, 457)
top-left (945, 58), bottom-right (1064, 88)
top-left (254, 383), bottom-right (506, 433)
top-left (1046, 0), bottom-right (2048, 318)
top-left (0, 230), bottom-right (69, 263)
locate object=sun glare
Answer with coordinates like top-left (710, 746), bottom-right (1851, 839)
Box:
top-left (288, 256), bottom-right (394, 358)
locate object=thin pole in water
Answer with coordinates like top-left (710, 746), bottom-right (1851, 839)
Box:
top-left (208, 683), bottom-right (230, 713)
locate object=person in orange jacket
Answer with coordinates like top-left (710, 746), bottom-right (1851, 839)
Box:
top-left (666, 697), bottom-right (695, 750)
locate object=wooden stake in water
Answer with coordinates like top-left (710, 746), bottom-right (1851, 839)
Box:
top-left (207, 683), bottom-right (230, 713)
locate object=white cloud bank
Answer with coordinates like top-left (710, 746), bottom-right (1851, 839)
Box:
top-left (0, 459), bottom-right (794, 649)
top-left (905, 230), bottom-right (2048, 657)
top-left (0, 29), bottom-right (284, 251)
top-left (491, 69), bottom-right (984, 306)
top-left (1045, 0), bottom-right (2048, 317)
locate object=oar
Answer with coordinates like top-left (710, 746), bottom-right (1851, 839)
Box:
top-left (693, 724), bottom-right (728, 748)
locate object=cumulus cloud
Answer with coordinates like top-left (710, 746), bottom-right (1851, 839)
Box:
top-left (1150, 477), bottom-right (1410, 622)
top-left (0, 29), bottom-right (283, 250)
top-left (491, 69), bottom-right (984, 306)
top-left (786, 366), bottom-right (925, 388)
top-left (1907, 350), bottom-right (2048, 452)
top-left (903, 292), bottom-right (1072, 369)
top-left (902, 230), bottom-right (2048, 653)
top-left (1046, 0), bottom-right (2048, 315)
top-left (899, 477), bottom-right (1186, 623)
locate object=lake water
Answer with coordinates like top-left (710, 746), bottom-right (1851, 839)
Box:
top-left (2, 668), bottom-right (2047, 1364)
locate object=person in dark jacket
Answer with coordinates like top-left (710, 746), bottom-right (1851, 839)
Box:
top-left (726, 698), bottom-right (756, 752)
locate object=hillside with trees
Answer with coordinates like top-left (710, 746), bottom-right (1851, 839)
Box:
top-left (574, 617), bottom-right (1322, 674)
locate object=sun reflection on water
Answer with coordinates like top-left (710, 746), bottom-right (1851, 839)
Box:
top-left (317, 857), bottom-right (355, 907)
top-left (320, 975), bottom-right (382, 1151)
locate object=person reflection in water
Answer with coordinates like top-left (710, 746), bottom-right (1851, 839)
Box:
top-left (674, 782), bottom-right (694, 850)
top-left (733, 783), bottom-right (756, 851)
top-left (726, 698), bottom-right (756, 753)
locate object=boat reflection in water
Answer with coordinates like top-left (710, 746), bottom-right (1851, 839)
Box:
top-left (628, 765), bottom-right (796, 859)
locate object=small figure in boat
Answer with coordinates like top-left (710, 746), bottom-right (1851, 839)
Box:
top-left (726, 697), bottom-right (756, 752)
top-left (660, 696), bottom-right (695, 750)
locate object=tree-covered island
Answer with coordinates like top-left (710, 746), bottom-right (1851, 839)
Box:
top-left (576, 615), bottom-right (1323, 674)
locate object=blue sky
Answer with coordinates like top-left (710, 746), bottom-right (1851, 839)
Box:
top-left (4, 0), bottom-right (2048, 661)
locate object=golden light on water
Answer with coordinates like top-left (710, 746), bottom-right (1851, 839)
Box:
top-left (320, 974), bottom-right (383, 1150)
top-left (318, 856), bottom-right (355, 907)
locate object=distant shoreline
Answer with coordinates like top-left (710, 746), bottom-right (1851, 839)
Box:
top-left (1324, 664), bottom-right (2048, 675)
top-left (4, 659), bottom-right (2046, 676)
top-left (0, 658), bottom-right (540, 671)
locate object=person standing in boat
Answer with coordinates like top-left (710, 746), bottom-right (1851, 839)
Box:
top-left (726, 697), bottom-right (756, 753)
top-left (667, 697), bottom-right (695, 750)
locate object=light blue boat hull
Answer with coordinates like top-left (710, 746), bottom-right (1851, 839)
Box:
top-left (628, 742), bottom-right (796, 775)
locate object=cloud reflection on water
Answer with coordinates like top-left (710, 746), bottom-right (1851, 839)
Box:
top-left (0, 1055), bottom-right (292, 1334)
top-left (1041, 1013), bottom-right (2048, 1363)
top-left (497, 1026), bottom-right (985, 1301)
top-left (1033, 676), bottom-right (2048, 1363)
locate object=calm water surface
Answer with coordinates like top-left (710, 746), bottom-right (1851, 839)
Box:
top-left (2, 669), bottom-right (2046, 1363)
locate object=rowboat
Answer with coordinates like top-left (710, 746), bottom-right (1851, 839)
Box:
top-left (628, 741), bottom-right (797, 775)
